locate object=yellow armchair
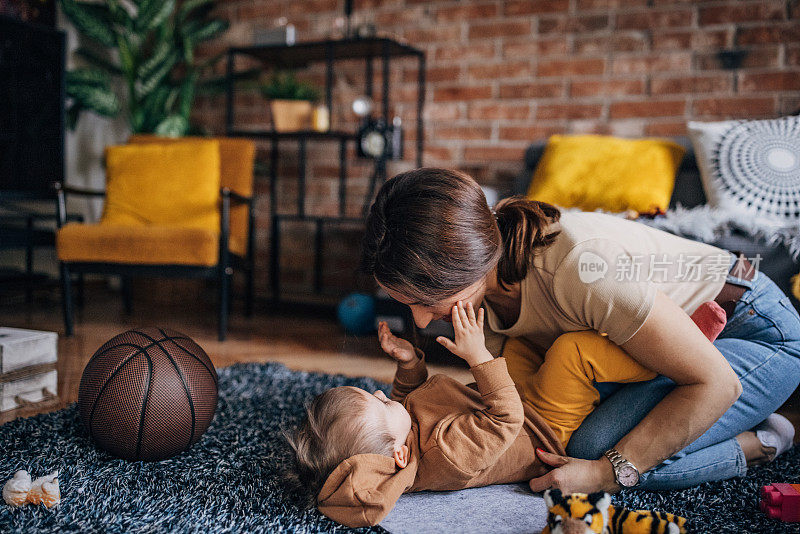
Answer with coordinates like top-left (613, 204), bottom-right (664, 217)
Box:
top-left (55, 137), bottom-right (256, 341)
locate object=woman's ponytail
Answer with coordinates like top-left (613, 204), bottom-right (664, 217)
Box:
top-left (494, 197), bottom-right (561, 289)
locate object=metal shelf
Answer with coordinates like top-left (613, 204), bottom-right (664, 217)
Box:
top-left (227, 129), bottom-right (356, 141)
top-left (230, 37), bottom-right (423, 68)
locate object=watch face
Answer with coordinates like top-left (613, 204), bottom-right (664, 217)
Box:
top-left (618, 465), bottom-right (639, 487)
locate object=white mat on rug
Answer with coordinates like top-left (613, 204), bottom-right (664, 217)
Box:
top-left (380, 483), bottom-right (547, 534)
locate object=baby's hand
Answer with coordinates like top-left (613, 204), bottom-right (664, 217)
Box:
top-left (378, 321), bottom-right (419, 369)
top-left (436, 301), bottom-right (493, 367)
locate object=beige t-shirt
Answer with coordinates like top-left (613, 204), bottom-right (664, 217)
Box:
top-left (483, 211), bottom-right (731, 356)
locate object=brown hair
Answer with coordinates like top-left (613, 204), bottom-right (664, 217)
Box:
top-left (283, 387), bottom-right (396, 507)
top-left (360, 168), bottom-right (560, 304)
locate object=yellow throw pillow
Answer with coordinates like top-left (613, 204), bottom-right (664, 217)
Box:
top-left (527, 134), bottom-right (686, 213)
top-left (102, 140), bottom-right (221, 231)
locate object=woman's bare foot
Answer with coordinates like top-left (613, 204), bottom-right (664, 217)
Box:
top-left (736, 431), bottom-right (775, 466)
top-left (737, 413), bottom-right (795, 466)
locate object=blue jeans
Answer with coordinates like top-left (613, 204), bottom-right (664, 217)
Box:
top-left (566, 260), bottom-right (800, 490)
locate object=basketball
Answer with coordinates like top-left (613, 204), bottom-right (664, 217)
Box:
top-left (78, 328), bottom-right (218, 461)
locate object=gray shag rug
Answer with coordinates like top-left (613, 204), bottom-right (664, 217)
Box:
top-left (0, 361), bottom-right (798, 533)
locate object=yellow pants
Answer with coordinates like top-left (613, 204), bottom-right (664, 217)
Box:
top-left (504, 332), bottom-right (657, 447)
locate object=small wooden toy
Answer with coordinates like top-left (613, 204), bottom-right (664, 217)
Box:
top-left (761, 484), bottom-right (800, 522)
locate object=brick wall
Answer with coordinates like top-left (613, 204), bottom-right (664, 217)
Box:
top-left (193, 0), bottom-right (800, 298)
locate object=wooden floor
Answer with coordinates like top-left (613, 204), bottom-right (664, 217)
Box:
top-left (0, 280), bottom-right (472, 425)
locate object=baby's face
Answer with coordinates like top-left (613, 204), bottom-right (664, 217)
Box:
top-left (350, 387), bottom-right (412, 447)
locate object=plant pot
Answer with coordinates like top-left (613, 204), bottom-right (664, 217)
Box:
top-left (270, 99), bottom-right (313, 132)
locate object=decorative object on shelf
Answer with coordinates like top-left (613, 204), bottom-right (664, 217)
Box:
top-left (260, 71), bottom-right (320, 132)
top-left (337, 293), bottom-right (376, 335)
top-left (60, 0), bottom-right (230, 136)
top-left (312, 104), bottom-right (330, 132)
top-left (253, 17), bottom-right (296, 46)
top-left (353, 95), bottom-right (403, 160)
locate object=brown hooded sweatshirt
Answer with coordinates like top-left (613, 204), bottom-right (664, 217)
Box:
top-left (317, 351), bottom-right (566, 527)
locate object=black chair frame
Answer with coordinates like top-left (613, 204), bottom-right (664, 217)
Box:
top-left (54, 182), bottom-right (256, 341)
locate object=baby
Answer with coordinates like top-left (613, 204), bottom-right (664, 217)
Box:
top-left (286, 301), bottom-right (565, 528)
top-left (286, 301), bottom-right (725, 528)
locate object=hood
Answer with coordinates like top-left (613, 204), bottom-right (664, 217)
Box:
top-left (317, 451), bottom-right (418, 528)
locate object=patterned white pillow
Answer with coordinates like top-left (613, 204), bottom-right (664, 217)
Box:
top-left (688, 116), bottom-right (800, 223)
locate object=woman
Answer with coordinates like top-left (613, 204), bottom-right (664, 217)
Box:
top-left (360, 168), bottom-right (800, 493)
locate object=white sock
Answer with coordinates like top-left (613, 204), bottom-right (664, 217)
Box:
top-left (754, 413), bottom-right (795, 460)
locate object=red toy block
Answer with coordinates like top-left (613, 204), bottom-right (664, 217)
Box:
top-left (761, 484), bottom-right (800, 522)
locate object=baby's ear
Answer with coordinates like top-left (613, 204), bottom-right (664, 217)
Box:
top-left (394, 445), bottom-right (410, 468)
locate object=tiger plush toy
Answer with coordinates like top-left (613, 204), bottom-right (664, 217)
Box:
top-left (542, 489), bottom-right (688, 534)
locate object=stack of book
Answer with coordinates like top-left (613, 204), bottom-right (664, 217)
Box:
top-left (0, 327), bottom-right (58, 414)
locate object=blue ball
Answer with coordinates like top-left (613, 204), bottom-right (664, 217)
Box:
top-left (337, 293), bottom-right (376, 335)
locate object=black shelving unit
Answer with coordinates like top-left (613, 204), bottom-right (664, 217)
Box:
top-left (224, 38), bottom-right (425, 304)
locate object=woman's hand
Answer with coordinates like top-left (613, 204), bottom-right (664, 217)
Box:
top-left (528, 449), bottom-right (620, 495)
top-left (436, 301), bottom-right (493, 367)
top-left (378, 321), bottom-right (419, 369)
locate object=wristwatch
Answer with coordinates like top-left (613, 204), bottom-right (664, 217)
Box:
top-left (603, 448), bottom-right (641, 488)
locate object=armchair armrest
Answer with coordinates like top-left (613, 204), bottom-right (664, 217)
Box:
top-left (53, 182), bottom-right (106, 197)
top-left (220, 187), bottom-right (253, 205)
top-left (53, 182), bottom-right (105, 229)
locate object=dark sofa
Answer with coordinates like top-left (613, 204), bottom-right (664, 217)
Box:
top-left (512, 136), bottom-right (800, 311)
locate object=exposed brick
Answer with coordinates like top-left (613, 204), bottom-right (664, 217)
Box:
top-left (503, 38), bottom-right (569, 58)
top-left (425, 145), bottom-right (458, 162)
top-left (737, 24), bottom-right (800, 45)
top-left (404, 25), bottom-right (461, 45)
top-left (652, 30), bottom-right (731, 51)
top-left (435, 42), bottom-right (496, 62)
top-left (609, 100), bottom-right (686, 118)
top-left (499, 125), bottom-right (563, 141)
top-left (538, 57), bottom-right (606, 77)
top-left (404, 65), bottom-right (460, 84)
top-left (789, 45), bottom-right (800, 66)
top-left (467, 61), bottom-right (533, 80)
top-left (577, 0), bottom-right (648, 7)
top-left (539, 14), bottom-right (610, 34)
top-left (779, 95), bottom-right (800, 115)
top-left (739, 71), bottom-right (800, 92)
top-left (434, 85), bottom-right (493, 101)
top-left (436, 3), bottom-right (497, 22)
top-left (617, 9), bottom-right (693, 30)
top-left (435, 125), bottom-right (493, 140)
top-left (504, 0), bottom-right (569, 16)
top-left (499, 81), bottom-right (565, 99)
top-left (425, 102), bottom-right (462, 121)
top-left (651, 74), bottom-right (733, 94)
top-left (468, 21), bottom-right (532, 40)
top-left (699, 2), bottom-right (786, 25)
top-left (612, 52), bottom-right (692, 74)
top-left (573, 33), bottom-right (648, 54)
top-left (463, 146), bottom-right (526, 162)
top-left (468, 102), bottom-right (531, 120)
top-left (695, 47), bottom-right (780, 70)
top-left (538, 103), bottom-right (604, 120)
top-left (693, 96), bottom-right (776, 118)
top-left (567, 120), bottom-right (611, 135)
top-left (570, 79), bottom-right (645, 97)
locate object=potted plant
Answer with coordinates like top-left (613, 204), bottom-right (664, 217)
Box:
top-left (260, 71), bottom-right (320, 132)
top-left (60, 0), bottom-right (238, 137)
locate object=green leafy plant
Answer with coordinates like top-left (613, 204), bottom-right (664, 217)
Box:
top-left (61, 0), bottom-right (231, 137)
top-left (260, 71), bottom-right (320, 102)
